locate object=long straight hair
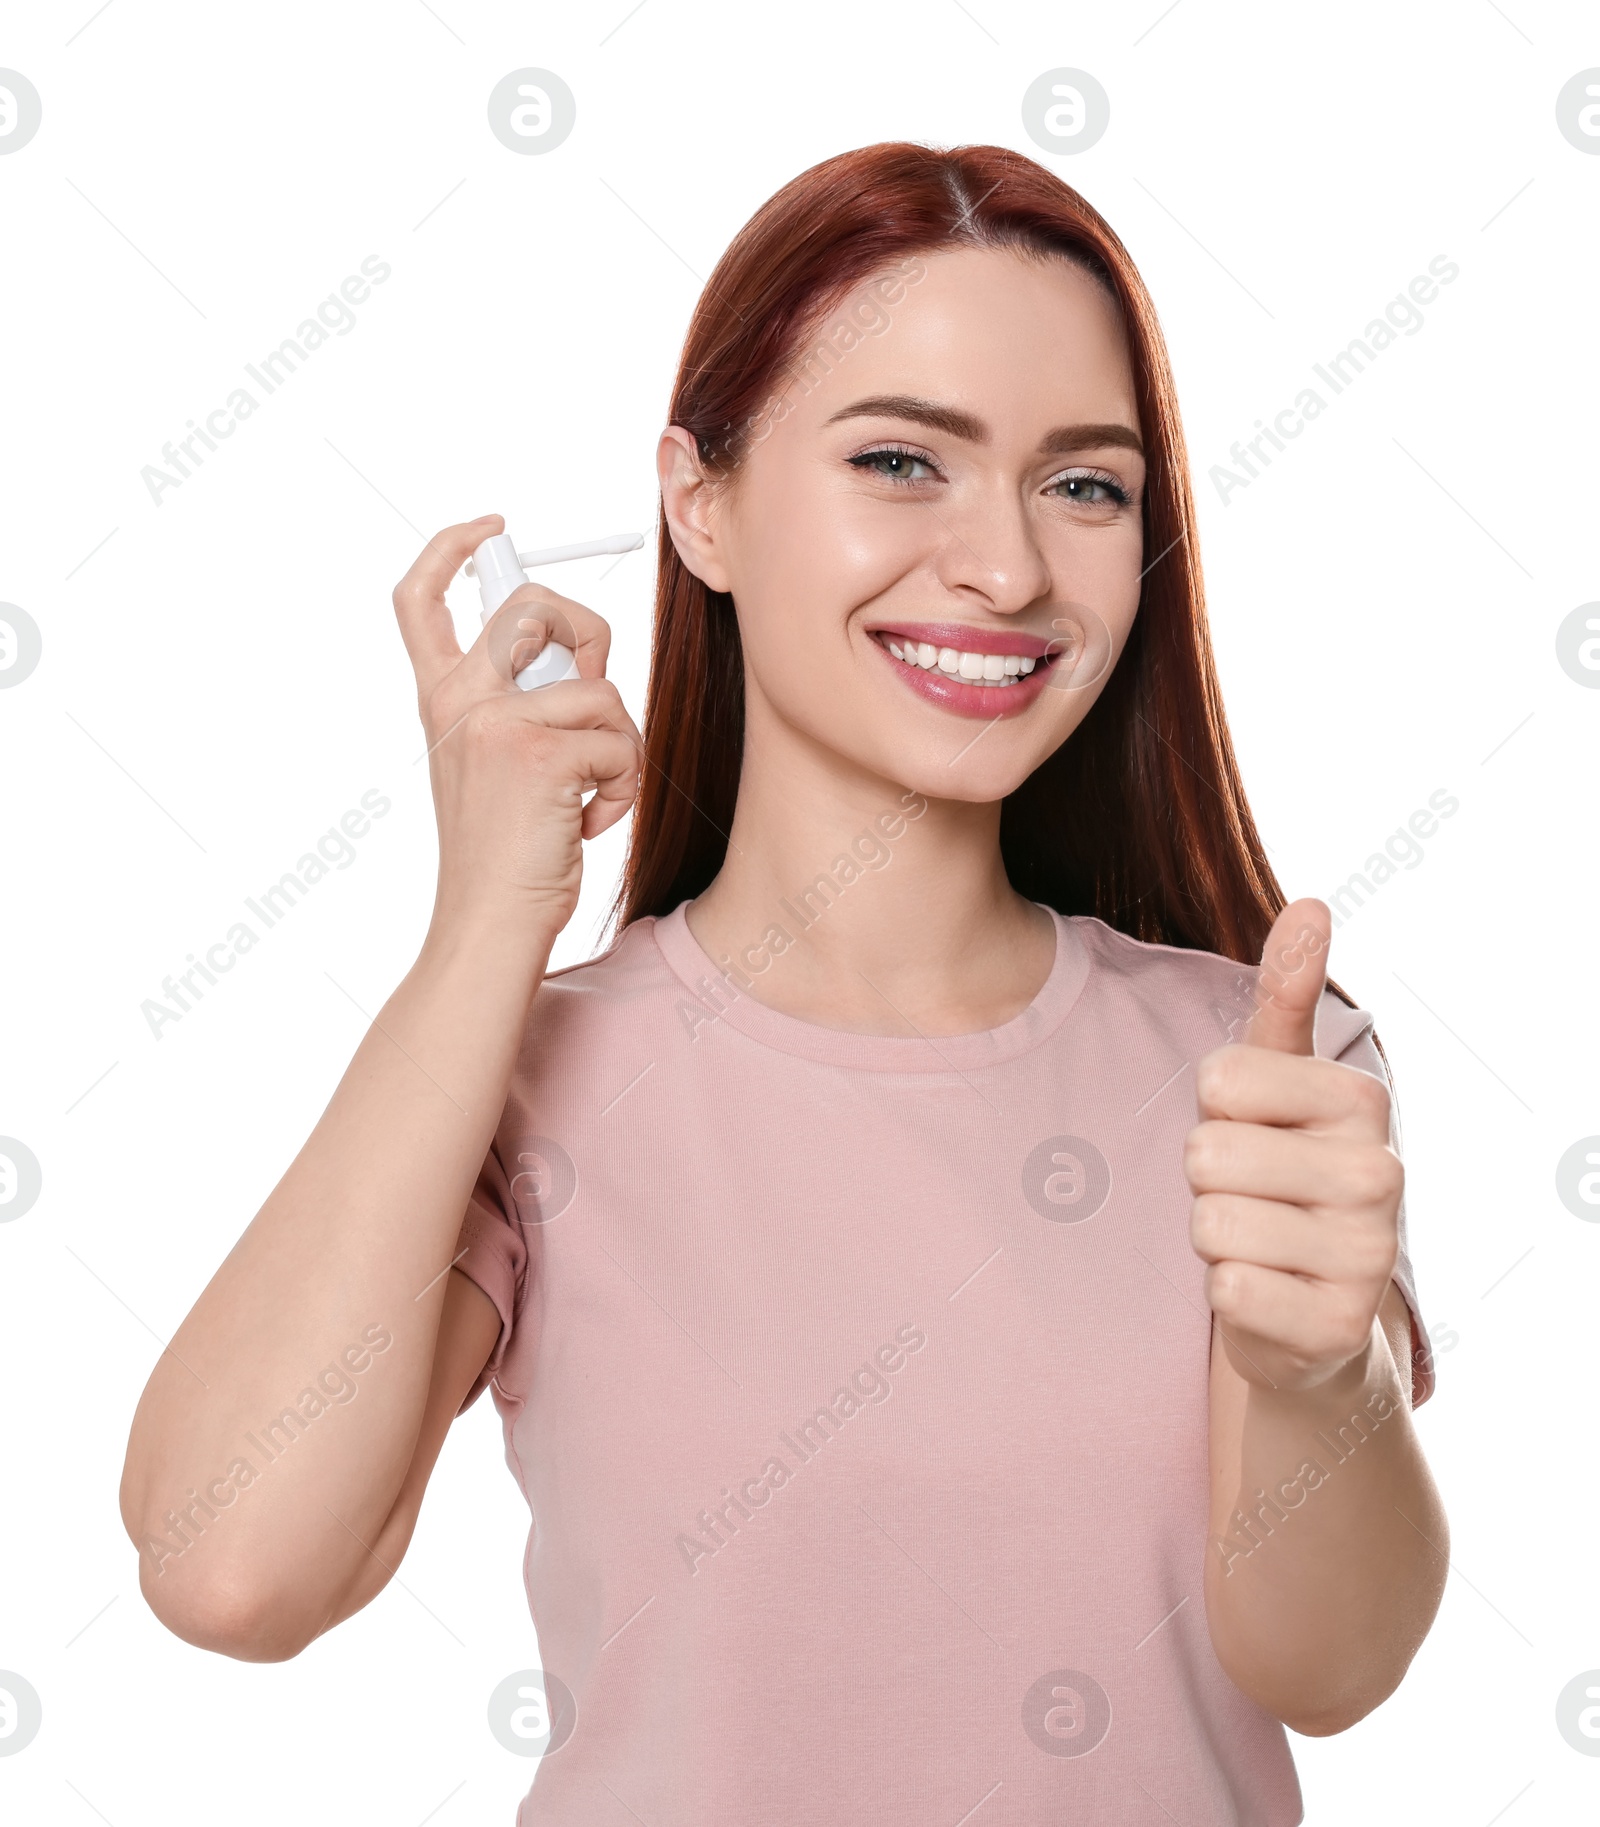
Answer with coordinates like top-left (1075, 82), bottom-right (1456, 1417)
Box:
top-left (606, 141), bottom-right (1366, 1024)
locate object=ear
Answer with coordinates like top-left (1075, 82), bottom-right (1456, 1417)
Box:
top-left (657, 425), bottom-right (734, 594)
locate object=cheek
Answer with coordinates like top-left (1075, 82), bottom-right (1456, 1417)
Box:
top-left (735, 474), bottom-right (929, 655)
top-left (1051, 520), bottom-right (1143, 651)
top-left (1077, 515), bottom-right (1143, 601)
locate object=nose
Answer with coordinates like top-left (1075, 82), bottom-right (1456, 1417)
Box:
top-left (927, 485), bottom-right (1053, 616)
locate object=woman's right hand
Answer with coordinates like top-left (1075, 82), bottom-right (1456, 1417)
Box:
top-left (392, 513), bottom-right (644, 949)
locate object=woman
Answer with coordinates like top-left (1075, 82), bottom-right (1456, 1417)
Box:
top-left (121, 142), bottom-right (1446, 1823)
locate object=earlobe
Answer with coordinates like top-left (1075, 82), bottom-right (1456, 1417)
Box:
top-left (657, 425), bottom-right (733, 593)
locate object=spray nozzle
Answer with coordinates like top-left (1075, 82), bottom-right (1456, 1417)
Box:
top-left (465, 531), bottom-right (645, 583)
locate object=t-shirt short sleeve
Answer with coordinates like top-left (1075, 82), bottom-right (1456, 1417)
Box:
top-left (451, 1139), bottom-right (528, 1414)
top-left (1333, 1023), bottom-right (1436, 1408)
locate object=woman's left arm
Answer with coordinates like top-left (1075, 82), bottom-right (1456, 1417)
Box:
top-left (1187, 900), bottom-right (1449, 1736)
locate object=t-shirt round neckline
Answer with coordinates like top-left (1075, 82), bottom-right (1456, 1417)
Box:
top-left (648, 897), bottom-right (1092, 1072)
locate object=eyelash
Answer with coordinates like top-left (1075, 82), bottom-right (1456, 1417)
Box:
top-left (845, 442), bottom-right (1132, 507)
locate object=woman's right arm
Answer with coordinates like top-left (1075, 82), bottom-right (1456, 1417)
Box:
top-left (118, 514), bottom-right (642, 1661)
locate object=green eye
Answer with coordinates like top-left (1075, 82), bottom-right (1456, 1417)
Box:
top-left (1053, 469), bottom-right (1130, 506)
top-left (848, 446), bottom-right (938, 484)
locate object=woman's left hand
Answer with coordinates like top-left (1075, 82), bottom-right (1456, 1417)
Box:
top-left (1184, 898), bottom-right (1404, 1395)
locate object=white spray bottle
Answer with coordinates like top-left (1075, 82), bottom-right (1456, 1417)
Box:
top-left (465, 531), bottom-right (645, 688)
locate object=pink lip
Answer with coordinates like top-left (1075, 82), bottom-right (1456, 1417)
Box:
top-left (868, 628), bottom-right (1057, 720)
top-left (866, 621), bottom-right (1053, 658)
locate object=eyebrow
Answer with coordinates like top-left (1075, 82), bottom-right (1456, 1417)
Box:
top-left (823, 392), bottom-right (1143, 458)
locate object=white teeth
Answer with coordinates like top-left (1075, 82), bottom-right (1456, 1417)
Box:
top-left (880, 633), bottom-right (1041, 687)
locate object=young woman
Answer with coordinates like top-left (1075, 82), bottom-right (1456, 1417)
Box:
top-left (122, 143), bottom-right (1446, 1823)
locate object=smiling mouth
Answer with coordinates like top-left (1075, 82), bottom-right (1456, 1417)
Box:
top-left (872, 630), bottom-right (1058, 688)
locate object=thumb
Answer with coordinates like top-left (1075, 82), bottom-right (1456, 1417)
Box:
top-left (1243, 898), bottom-right (1332, 1056)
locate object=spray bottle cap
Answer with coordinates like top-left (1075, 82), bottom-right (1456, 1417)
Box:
top-left (469, 534), bottom-right (533, 621)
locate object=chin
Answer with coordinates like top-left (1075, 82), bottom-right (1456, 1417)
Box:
top-left (865, 733), bottom-right (1047, 807)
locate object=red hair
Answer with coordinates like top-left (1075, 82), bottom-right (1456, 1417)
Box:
top-left (607, 141), bottom-right (1364, 1019)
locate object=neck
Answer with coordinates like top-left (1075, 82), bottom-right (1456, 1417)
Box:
top-left (682, 695), bottom-right (1056, 1037)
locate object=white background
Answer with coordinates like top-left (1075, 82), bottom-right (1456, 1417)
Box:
top-left (1, 1), bottom-right (1595, 1821)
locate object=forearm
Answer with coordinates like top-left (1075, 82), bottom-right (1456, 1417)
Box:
top-left (120, 913), bottom-right (549, 1647)
top-left (1204, 1319), bottom-right (1448, 1734)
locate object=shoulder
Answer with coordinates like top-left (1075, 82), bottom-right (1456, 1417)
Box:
top-left (508, 913), bottom-right (681, 1069)
top-left (538, 911), bottom-right (672, 1000)
top-left (1066, 913), bottom-right (1378, 1066)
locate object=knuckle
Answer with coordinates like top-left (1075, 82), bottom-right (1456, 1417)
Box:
top-left (513, 582), bottom-right (574, 616)
top-left (1353, 1147), bottom-right (1403, 1206)
top-left (1348, 1070), bottom-right (1392, 1126)
top-left (1190, 1192), bottom-right (1230, 1254)
top-left (1183, 1121), bottom-right (1226, 1181)
top-left (1379, 1149), bottom-right (1405, 1199)
top-left (1194, 1048), bottom-right (1232, 1107)
top-left (1206, 1259), bottom-right (1247, 1313)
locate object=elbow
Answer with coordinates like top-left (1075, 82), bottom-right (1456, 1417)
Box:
top-left (133, 1552), bottom-right (318, 1663)
top-left (121, 1477), bottom-right (337, 1662)
top-left (1212, 1635), bottom-right (1409, 1740)
top-left (1281, 1694), bottom-right (1382, 1737)
top-left (1256, 1650), bottom-right (1419, 1737)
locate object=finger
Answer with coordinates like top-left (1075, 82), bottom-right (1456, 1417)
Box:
top-left (569, 723), bottom-right (642, 838)
top-left (462, 674), bottom-right (639, 747)
top-left (467, 686), bottom-right (643, 832)
top-left (393, 514), bottom-right (504, 698)
top-left (503, 582), bottom-right (614, 679)
top-left (1243, 897), bottom-right (1331, 1057)
top-left (581, 735), bottom-right (645, 838)
top-left (1194, 1045), bottom-right (1392, 1138)
top-left (1184, 1120), bottom-right (1404, 1211)
top-left (1203, 1260), bottom-right (1379, 1368)
top-left (496, 626), bottom-right (646, 765)
top-left (465, 584), bottom-right (619, 700)
top-left (1191, 1190), bottom-right (1396, 1284)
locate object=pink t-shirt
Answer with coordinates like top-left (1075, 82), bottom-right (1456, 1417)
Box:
top-left (454, 899), bottom-right (1433, 1825)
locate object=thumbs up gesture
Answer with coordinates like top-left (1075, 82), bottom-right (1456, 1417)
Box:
top-left (1185, 898), bottom-right (1404, 1394)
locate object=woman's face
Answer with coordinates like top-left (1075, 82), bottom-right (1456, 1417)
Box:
top-left (659, 242), bottom-right (1147, 803)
